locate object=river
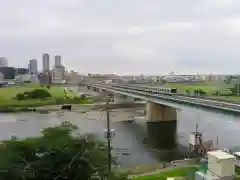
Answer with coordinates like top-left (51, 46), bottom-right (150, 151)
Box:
top-left (0, 107), bottom-right (240, 167)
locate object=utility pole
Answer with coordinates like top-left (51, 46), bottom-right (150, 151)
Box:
top-left (106, 92), bottom-right (112, 179)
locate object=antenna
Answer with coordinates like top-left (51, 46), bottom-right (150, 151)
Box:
top-left (216, 136), bottom-right (219, 149)
top-left (196, 115), bottom-right (199, 133)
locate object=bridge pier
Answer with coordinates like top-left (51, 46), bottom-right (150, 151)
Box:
top-left (146, 102), bottom-right (177, 149)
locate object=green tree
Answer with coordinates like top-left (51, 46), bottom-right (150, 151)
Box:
top-left (16, 89), bottom-right (52, 100)
top-left (0, 123), bottom-right (120, 180)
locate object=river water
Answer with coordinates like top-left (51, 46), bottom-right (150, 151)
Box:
top-left (0, 107), bottom-right (240, 167)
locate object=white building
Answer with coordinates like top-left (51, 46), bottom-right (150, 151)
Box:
top-left (52, 66), bottom-right (65, 84)
top-left (195, 150), bottom-right (236, 180)
top-left (0, 57), bottom-right (8, 67)
top-left (42, 54), bottom-right (50, 71)
top-left (29, 59), bottom-right (38, 75)
top-left (0, 72), bottom-right (4, 81)
top-left (15, 74), bottom-right (39, 83)
top-left (67, 71), bottom-right (82, 85)
top-left (54, 55), bottom-right (61, 67)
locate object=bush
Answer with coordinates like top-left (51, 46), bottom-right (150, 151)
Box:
top-left (15, 89), bottom-right (52, 100)
top-left (194, 88), bottom-right (206, 95)
top-left (16, 93), bottom-right (26, 100)
top-left (23, 80), bottom-right (31, 83)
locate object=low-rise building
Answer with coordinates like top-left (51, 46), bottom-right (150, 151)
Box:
top-left (67, 71), bottom-right (82, 85)
top-left (15, 74), bottom-right (39, 83)
top-left (52, 66), bottom-right (65, 84)
top-left (38, 71), bottom-right (52, 84)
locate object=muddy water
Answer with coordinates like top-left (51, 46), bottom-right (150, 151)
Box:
top-left (0, 107), bottom-right (240, 167)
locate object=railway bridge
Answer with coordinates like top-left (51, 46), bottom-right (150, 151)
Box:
top-left (83, 83), bottom-right (240, 149)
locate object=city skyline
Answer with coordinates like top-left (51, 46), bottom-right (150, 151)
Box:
top-left (1, 1), bottom-right (240, 74)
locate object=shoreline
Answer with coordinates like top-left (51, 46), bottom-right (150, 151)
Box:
top-left (0, 100), bottom-right (93, 113)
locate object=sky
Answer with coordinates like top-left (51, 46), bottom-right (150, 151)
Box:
top-left (1, 0), bottom-right (240, 75)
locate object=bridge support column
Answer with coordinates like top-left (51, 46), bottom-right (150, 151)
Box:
top-left (146, 102), bottom-right (177, 150)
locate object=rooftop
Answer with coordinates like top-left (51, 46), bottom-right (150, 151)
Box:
top-left (207, 150), bottom-right (235, 160)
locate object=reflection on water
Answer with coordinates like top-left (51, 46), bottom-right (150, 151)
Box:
top-left (146, 121), bottom-right (177, 150)
top-left (0, 109), bottom-right (240, 167)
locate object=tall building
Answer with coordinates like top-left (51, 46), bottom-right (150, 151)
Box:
top-left (54, 55), bottom-right (61, 67)
top-left (42, 54), bottom-right (50, 71)
top-left (29, 59), bottom-right (38, 75)
top-left (0, 57), bottom-right (8, 67)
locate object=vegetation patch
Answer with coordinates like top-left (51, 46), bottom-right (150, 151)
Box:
top-left (15, 89), bottom-right (52, 100)
top-left (0, 123), bottom-right (127, 180)
top-left (131, 167), bottom-right (198, 180)
top-left (0, 85), bottom-right (93, 109)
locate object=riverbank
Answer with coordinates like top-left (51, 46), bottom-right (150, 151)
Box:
top-left (0, 85), bottom-right (94, 113)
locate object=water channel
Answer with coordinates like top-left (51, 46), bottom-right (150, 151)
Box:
top-left (0, 106), bottom-right (239, 167)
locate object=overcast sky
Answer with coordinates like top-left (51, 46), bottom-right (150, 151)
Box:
top-left (1, 0), bottom-right (240, 75)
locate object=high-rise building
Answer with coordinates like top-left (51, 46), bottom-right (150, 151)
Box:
top-left (42, 54), bottom-right (50, 71)
top-left (29, 59), bottom-right (38, 75)
top-left (0, 57), bottom-right (8, 67)
top-left (54, 55), bottom-right (61, 67)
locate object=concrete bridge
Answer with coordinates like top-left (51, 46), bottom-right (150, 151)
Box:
top-left (83, 82), bottom-right (240, 149)
top-left (85, 83), bottom-right (181, 149)
top-left (85, 83), bottom-right (240, 114)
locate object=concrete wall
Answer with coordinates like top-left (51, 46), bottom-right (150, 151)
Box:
top-left (146, 101), bottom-right (177, 121)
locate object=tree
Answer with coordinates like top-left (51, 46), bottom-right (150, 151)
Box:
top-left (0, 123), bottom-right (120, 180)
top-left (15, 89), bottom-right (52, 100)
top-left (185, 89), bottom-right (190, 95)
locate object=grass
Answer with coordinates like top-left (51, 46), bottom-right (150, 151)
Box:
top-left (131, 167), bottom-right (198, 180)
top-left (163, 83), bottom-right (223, 94)
top-left (152, 82), bottom-right (240, 102)
top-left (0, 84), bottom-right (89, 108)
top-left (116, 164), bottom-right (165, 175)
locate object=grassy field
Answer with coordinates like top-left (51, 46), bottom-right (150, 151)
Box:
top-left (131, 166), bottom-right (198, 180)
top-left (0, 85), bottom-right (79, 107)
top-left (152, 82), bottom-right (240, 102)
top-left (163, 83), bottom-right (225, 94)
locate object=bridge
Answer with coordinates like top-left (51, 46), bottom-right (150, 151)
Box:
top-left (81, 83), bottom-right (240, 149)
top-left (85, 83), bottom-right (240, 114)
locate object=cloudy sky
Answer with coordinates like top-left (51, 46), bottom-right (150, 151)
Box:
top-left (1, 0), bottom-right (240, 75)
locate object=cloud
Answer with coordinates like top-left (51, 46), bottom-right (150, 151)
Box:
top-left (0, 0), bottom-right (240, 74)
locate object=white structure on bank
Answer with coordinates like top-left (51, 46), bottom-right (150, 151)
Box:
top-left (195, 150), bottom-right (236, 180)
